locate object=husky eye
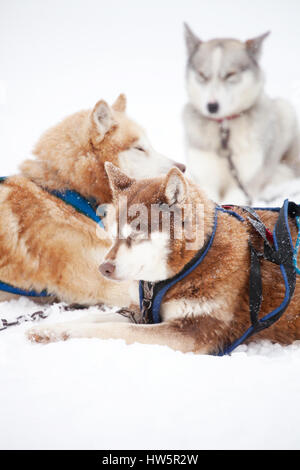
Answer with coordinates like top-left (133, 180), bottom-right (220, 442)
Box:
top-left (134, 146), bottom-right (146, 153)
top-left (197, 71), bottom-right (209, 83)
top-left (224, 71), bottom-right (238, 82)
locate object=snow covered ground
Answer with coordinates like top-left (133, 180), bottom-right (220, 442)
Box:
top-left (1, 0), bottom-right (300, 451)
top-left (1, 299), bottom-right (300, 450)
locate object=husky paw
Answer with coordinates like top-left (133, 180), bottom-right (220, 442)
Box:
top-left (27, 325), bottom-right (70, 344)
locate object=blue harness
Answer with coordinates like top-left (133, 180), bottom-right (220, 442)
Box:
top-left (139, 199), bottom-right (300, 355)
top-left (0, 177), bottom-right (104, 297)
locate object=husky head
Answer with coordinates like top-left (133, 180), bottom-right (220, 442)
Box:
top-left (184, 24), bottom-right (270, 119)
top-left (21, 94), bottom-right (185, 203)
top-left (99, 163), bottom-right (215, 282)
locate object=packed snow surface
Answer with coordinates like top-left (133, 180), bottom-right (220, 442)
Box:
top-left (1, 0), bottom-right (300, 451)
top-left (1, 296), bottom-right (300, 450)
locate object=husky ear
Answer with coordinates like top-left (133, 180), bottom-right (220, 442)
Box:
top-left (245, 31), bottom-right (270, 61)
top-left (105, 162), bottom-right (135, 197)
top-left (184, 23), bottom-right (201, 56)
top-left (164, 167), bottom-right (187, 206)
top-left (112, 94), bottom-right (127, 113)
top-left (92, 100), bottom-right (116, 140)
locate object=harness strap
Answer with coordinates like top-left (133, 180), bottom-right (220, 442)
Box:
top-left (242, 206), bottom-right (274, 245)
top-left (0, 283), bottom-right (48, 297)
top-left (219, 199), bottom-right (297, 355)
top-left (51, 189), bottom-right (104, 228)
top-left (293, 216), bottom-right (300, 275)
top-left (249, 243), bottom-right (263, 328)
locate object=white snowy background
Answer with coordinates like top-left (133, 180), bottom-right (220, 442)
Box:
top-left (1, 0), bottom-right (300, 450)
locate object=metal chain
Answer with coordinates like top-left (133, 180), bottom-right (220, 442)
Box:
top-left (141, 282), bottom-right (154, 324)
top-left (219, 121), bottom-right (252, 205)
top-left (0, 303), bottom-right (125, 332)
top-left (116, 308), bottom-right (139, 324)
top-left (0, 309), bottom-right (50, 332)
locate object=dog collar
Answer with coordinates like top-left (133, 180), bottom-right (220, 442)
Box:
top-left (208, 113), bottom-right (242, 124)
top-left (50, 188), bottom-right (104, 228)
top-left (139, 201), bottom-right (299, 356)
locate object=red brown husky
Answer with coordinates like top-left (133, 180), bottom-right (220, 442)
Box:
top-left (0, 94), bottom-right (184, 309)
top-left (28, 164), bottom-right (300, 353)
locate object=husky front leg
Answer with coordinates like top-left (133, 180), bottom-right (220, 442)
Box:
top-left (27, 321), bottom-right (202, 353)
top-left (247, 136), bottom-right (297, 195)
top-left (66, 304), bottom-right (141, 324)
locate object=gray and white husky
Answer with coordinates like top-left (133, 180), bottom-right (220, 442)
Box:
top-left (183, 24), bottom-right (300, 204)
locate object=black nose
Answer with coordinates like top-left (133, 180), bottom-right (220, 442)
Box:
top-left (99, 262), bottom-right (115, 278)
top-left (207, 102), bottom-right (219, 114)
